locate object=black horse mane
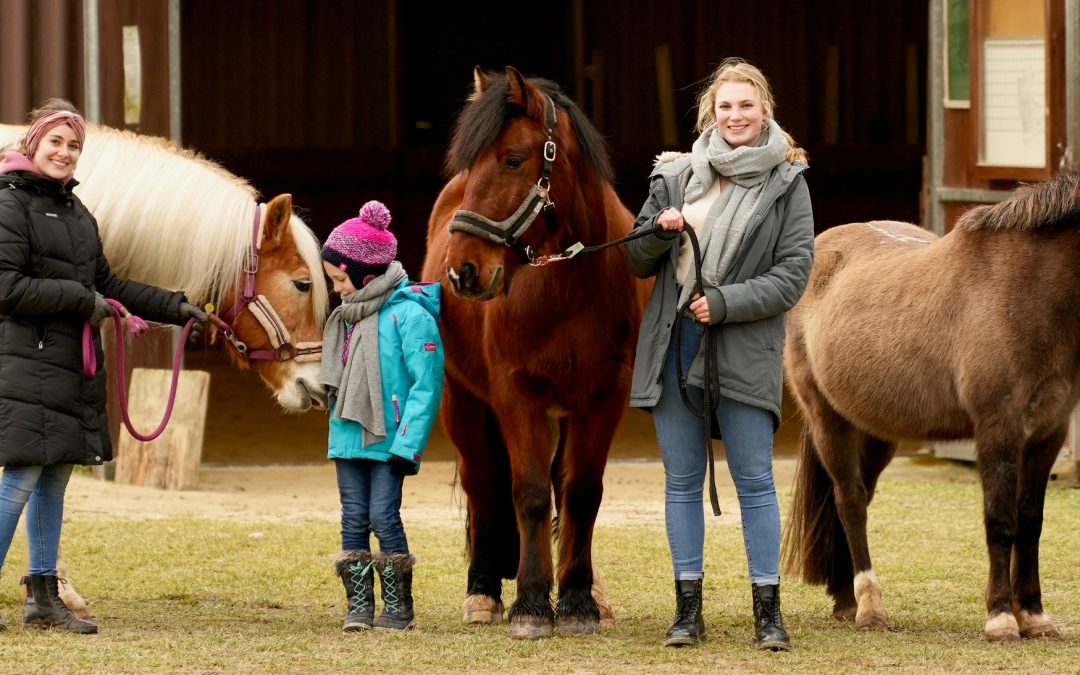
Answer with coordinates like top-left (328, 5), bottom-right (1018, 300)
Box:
top-left (445, 72), bottom-right (615, 185)
top-left (957, 168), bottom-right (1080, 232)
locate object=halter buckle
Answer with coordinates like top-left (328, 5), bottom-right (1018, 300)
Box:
top-left (543, 140), bottom-right (557, 162)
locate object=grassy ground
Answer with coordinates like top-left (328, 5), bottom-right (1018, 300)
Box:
top-left (1, 462), bottom-right (1079, 673)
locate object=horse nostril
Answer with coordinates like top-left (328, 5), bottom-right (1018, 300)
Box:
top-left (460, 262), bottom-right (477, 289)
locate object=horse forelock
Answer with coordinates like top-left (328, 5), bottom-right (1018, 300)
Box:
top-left (289, 214), bottom-right (329, 327)
top-left (445, 72), bottom-right (613, 185)
top-left (958, 170), bottom-right (1080, 233)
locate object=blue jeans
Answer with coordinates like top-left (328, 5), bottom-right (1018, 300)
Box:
top-left (335, 459), bottom-right (408, 553)
top-left (0, 464), bottom-right (74, 577)
top-left (652, 317), bottom-right (782, 585)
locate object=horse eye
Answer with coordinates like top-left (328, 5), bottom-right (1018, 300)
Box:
top-left (506, 156), bottom-right (523, 169)
top-left (293, 279), bottom-right (312, 293)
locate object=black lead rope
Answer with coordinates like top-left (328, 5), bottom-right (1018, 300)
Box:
top-left (671, 225), bottom-right (723, 517)
top-left (558, 222), bottom-right (722, 516)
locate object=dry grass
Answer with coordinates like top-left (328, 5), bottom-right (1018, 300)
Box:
top-left (1, 460), bottom-right (1078, 673)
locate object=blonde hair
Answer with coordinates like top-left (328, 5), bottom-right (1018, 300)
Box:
top-left (695, 58), bottom-right (807, 165)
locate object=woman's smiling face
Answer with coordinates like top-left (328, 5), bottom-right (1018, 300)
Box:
top-left (713, 81), bottom-right (765, 149)
top-left (32, 123), bottom-right (81, 181)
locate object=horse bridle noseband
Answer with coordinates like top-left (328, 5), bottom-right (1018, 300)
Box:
top-left (447, 95), bottom-right (559, 263)
top-left (207, 204), bottom-right (322, 364)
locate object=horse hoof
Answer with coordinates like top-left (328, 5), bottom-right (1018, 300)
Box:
top-left (832, 604), bottom-right (857, 622)
top-left (558, 616), bottom-right (599, 635)
top-left (985, 612), bottom-right (1021, 643)
top-left (1016, 610), bottom-right (1059, 639)
top-left (855, 611), bottom-right (890, 631)
top-left (508, 615), bottom-right (553, 640)
top-left (593, 591), bottom-right (616, 629)
top-left (462, 595), bottom-right (504, 624)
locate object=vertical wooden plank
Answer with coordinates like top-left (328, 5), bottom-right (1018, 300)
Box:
top-left (114, 368), bottom-right (210, 490)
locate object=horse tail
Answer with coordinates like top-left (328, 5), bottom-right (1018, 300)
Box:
top-left (782, 426), bottom-right (844, 586)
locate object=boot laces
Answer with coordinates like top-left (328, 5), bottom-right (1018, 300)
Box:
top-left (347, 560), bottom-right (375, 614)
top-left (380, 564), bottom-right (400, 613)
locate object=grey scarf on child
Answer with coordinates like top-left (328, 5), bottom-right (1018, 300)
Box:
top-left (319, 261), bottom-right (407, 444)
top-left (677, 119), bottom-right (788, 309)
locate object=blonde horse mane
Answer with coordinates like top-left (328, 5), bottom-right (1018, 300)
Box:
top-left (1, 123), bottom-right (327, 324)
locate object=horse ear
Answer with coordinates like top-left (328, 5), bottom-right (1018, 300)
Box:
top-left (505, 66), bottom-right (530, 109)
top-left (471, 65), bottom-right (491, 100)
top-left (262, 193), bottom-right (293, 247)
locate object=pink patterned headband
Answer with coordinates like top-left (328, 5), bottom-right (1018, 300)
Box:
top-left (25, 111), bottom-right (86, 158)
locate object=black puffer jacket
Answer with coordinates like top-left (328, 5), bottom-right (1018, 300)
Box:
top-left (0, 170), bottom-right (187, 467)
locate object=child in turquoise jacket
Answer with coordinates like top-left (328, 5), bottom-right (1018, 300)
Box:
top-left (319, 200), bottom-right (444, 632)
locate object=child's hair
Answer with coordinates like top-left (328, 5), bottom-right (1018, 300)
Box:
top-left (321, 200), bottom-right (397, 287)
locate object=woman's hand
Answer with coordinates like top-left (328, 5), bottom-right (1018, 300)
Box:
top-left (689, 293), bottom-right (710, 324)
top-left (656, 207), bottom-right (685, 233)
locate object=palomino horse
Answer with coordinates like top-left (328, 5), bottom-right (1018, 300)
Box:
top-left (422, 67), bottom-right (647, 638)
top-left (782, 170), bottom-right (1080, 642)
top-left (1, 123), bottom-right (330, 613)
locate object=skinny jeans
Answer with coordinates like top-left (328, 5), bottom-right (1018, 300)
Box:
top-left (652, 317), bottom-right (781, 585)
top-left (0, 464), bottom-right (74, 577)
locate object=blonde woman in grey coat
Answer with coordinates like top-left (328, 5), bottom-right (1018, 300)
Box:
top-left (626, 58), bottom-right (814, 650)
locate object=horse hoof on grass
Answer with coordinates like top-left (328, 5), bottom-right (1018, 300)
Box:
top-left (832, 604), bottom-right (857, 622)
top-left (462, 595), bottom-right (503, 624)
top-left (1016, 611), bottom-right (1059, 639)
top-left (985, 612), bottom-right (1021, 643)
top-left (508, 615), bottom-right (553, 639)
top-left (855, 611), bottom-right (890, 631)
top-left (558, 616), bottom-right (599, 635)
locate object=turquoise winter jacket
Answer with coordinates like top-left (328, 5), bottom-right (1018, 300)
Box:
top-left (327, 279), bottom-right (444, 474)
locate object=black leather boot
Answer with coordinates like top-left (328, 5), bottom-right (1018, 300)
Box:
top-left (373, 552), bottom-right (415, 630)
top-left (334, 550), bottom-right (376, 631)
top-left (752, 583), bottom-right (791, 651)
top-left (663, 578), bottom-right (706, 646)
top-left (23, 575), bottom-right (97, 634)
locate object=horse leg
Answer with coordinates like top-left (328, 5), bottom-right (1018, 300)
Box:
top-left (496, 402), bottom-right (556, 639)
top-left (785, 375), bottom-right (894, 628)
top-left (551, 421), bottom-right (615, 631)
top-left (550, 409), bottom-right (620, 635)
top-left (1011, 426), bottom-right (1065, 639)
top-left (443, 380), bottom-right (518, 623)
top-left (973, 423), bottom-right (1025, 642)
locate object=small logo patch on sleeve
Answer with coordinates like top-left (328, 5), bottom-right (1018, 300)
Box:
top-left (424, 342), bottom-right (436, 352)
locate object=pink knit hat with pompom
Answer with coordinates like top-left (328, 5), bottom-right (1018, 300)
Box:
top-left (322, 200), bottom-right (397, 286)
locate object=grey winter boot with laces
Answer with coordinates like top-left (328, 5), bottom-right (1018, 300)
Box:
top-left (373, 552), bottom-right (416, 630)
top-left (334, 550), bottom-right (377, 631)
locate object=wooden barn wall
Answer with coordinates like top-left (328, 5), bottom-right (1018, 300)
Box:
top-left (180, 0), bottom-right (926, 277)
top-left (0, 0), bottom-right (84, 124)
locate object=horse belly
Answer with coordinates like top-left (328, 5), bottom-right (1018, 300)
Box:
top-left (805, 311), bottom-right (973, 441)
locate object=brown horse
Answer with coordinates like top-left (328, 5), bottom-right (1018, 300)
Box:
top-left (422, 67), bottom-right (648, 638)
top-left (782, 170), bottom-right (1080, 642)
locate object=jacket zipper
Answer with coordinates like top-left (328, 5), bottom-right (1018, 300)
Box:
top-left (392, 394), bottom-right (401, 423)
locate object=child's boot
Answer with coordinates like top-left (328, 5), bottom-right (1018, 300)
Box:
top-left (373, 552), bottom-right (415, 630)
top-left (334, 550), bottom-right (376, 631)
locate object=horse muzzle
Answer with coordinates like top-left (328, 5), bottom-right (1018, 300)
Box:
top-left (446, 262), bottom-right (503, 301)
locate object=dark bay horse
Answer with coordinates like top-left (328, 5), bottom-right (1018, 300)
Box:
top-left (422, 67), bottom-right (648, 638)
top-left (782, 170), bottom-right (1080, 642)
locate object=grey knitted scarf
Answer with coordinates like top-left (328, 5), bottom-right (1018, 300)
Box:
top-left (677, 119), bottom-right (788, 309)
top-left (319, 261), bottom-right (407, 443)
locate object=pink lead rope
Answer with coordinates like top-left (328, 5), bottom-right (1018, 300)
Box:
top-left (82, 298), bottom-right (196, 441)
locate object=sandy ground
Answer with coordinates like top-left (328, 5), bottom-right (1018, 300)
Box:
top-left (70, 345), bottom-right (947, 526)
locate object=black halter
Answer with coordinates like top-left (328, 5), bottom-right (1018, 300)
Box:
top-left (447, 95), bottom-right (558, 263)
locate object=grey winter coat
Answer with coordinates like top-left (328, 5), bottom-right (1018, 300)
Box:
top-left (626, 154), bottom-right (814, 427)
top-left (0, 171), bottom-right (188, 467)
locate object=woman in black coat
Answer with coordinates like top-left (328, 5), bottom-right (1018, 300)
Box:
top-left (0, 100), bottom-right (206, 633)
